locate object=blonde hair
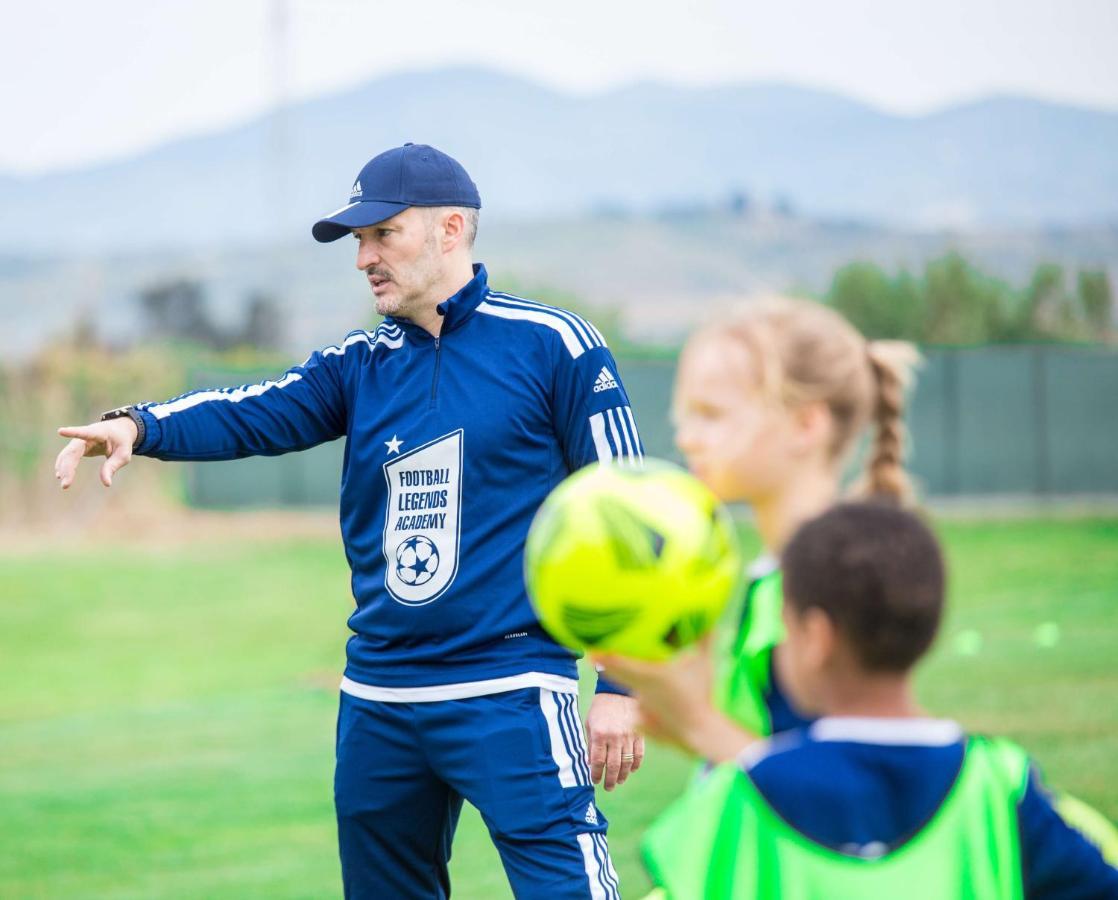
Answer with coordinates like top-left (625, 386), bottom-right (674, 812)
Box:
top-left (691, 296), bottom-right (920, 503)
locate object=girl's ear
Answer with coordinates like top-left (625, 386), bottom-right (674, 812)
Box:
top-left (789, 400), bottom-right (833, 457)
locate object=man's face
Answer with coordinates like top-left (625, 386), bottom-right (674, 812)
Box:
top-left (353, 207), bottom-right (444, 319)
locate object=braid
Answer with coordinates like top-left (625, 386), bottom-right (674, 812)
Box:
top-left (863, 341), bottom-right (920, 504)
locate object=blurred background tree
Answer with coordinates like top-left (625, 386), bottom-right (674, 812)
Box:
top-left (824, 253), bottom-right (1114, 345)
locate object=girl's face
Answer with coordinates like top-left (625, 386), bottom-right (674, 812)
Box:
top-left (672, 335), bottom-right (802, 504)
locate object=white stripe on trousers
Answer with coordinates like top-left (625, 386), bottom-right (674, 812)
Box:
top-left (540, 688), bottom-right (579, 788)
top-left (578, 833), bottom-right (621, 899)
top-left (560, 692), bottom-right (592, 784)
top-left (543, 690), bottom-right (619, 898)
top-left (593, 833), bottom-right (621, 897)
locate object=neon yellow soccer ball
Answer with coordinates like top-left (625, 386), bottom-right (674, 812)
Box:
top-left (524, 459), bottom-right (742, 660)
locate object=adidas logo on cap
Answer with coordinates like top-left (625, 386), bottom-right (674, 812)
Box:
top-left (349, 179), bottom-right (362, 199)
top-left (584, 802), bottom-right (599, 825)
top-left (592, 367), bottom-right (619, 393)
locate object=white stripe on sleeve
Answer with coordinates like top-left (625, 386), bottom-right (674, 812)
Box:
top-left (485, 291), bottom-right (601, 350)
top-left (621, 406), bottom-right (644, 462)
top-left (589, 412), bottom-right (612, 463)
top-left (589, 406), bottom-right (645, 465)
top-left (604, 408), bottom-right (628, 460)
top-left (148, 371), bottom-right (303, 420)
top-left (476, 301), bottom-right (585, 358)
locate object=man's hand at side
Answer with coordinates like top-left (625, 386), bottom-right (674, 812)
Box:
top-left (55, 418), bottom-right (139, 489)
top-left (585, 692), bottom-right (644, 792)
top-left (591, 639), bottom-right (759, 765)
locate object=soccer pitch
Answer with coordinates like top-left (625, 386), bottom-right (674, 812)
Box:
top-left (1, 517), bottom-right (1116, 898)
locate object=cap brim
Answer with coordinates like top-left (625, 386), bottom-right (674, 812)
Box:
top-left (311, 199), bottom-right (411, 243)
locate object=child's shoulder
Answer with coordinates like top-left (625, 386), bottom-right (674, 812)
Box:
top-left (743, 717), bottom-right (966, 768)
top-left (741, 718), bottom-right (968, 808)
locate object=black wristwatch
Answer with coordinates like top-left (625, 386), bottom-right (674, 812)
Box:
top-left (100, 405), bottom-right (146, 451)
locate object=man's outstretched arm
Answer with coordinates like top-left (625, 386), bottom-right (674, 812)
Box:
top-left (55, 340), bottom-right (350, 488)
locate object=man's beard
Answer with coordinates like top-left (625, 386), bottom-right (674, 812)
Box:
top-left (372, 235), bottom-right (442, 320)
top-left (374, 292), bottom-right (403, 317)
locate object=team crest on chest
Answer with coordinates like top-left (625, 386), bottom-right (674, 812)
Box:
top-left (382, 429), bottom-right (464, 605)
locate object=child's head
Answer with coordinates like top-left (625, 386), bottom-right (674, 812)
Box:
top-left (776, 502), bottom-right (946, 716)
top-left (672, 297), bottom-right (918, 505)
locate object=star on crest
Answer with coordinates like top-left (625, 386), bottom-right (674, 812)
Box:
top-left (385, 435), bottom-right (403, 455)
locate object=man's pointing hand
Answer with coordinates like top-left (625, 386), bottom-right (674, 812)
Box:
top-left (55, 418), bottom-right (139, 489)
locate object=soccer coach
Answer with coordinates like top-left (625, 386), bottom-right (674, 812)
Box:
top-left (55, 143), bottom-right (642, 899)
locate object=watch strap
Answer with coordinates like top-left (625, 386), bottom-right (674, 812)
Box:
top-left (99, 405), bottom-right (146, 452)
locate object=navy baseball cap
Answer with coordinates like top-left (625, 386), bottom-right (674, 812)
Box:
top-left (312, 143), bottom-right (481, 243)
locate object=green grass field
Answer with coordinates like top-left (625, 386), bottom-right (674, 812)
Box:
top-left (2, 517), bottom-right (1116, 898)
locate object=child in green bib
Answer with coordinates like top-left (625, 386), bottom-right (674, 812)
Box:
top-left (639, 296), bottom-right (921, 749)
top-left (603, 504), bottom-right (1118, 899)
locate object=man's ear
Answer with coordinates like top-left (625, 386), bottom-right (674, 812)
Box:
top-left (440, 210), bottom-right (465, 252)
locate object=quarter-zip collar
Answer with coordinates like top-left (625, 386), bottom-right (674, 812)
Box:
top-left (386, 263), bottom-right (489, 341)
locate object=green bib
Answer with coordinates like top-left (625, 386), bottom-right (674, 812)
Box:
top-left (714, 567), bottom-right (784, 737)
top-left (643, 735), bottom-right (1030, 900)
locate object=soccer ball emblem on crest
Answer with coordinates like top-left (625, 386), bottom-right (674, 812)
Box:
top-left (396, 535), bottom-right (440, 586)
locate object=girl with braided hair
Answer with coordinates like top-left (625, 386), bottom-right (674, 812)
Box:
top-left (603, 296), bottom-right (921, 751)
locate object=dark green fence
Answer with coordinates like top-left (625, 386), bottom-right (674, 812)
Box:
top-left (183, 345), bottom-right (1118, 508)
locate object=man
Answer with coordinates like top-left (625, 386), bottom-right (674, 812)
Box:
top-left (55, 143), bottom-right (642, 899)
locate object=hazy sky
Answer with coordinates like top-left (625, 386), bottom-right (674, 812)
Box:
top-left (2, 0), bottom-right (1115, 175)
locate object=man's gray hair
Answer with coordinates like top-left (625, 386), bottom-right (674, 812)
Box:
top-left (456, 206), bottom-right (479, 249)
top-left (425, 206), bottom-right (479, 249)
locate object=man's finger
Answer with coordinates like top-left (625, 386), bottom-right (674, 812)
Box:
top-left (54, 442), bottom-right (75, 479)
top-left (615, 739), bottom-right (635, 787)
top-left (99, 447), bottom-right (131, 488)
top-left (630, 734), bottom-right (646, 773)
top-left (603, 738), bottom-right (623, 791)
top-left (588, 732), bottom-right (608, 786)
top-left (55, 439), bottom-right (89, 490)
top-left (58, 425), bottom-right (100, 441)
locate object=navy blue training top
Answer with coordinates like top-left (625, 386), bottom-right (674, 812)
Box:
top-left (743, 718), bottom-right (1118, 899)
top-left (134, 265), bottom-right (643, 694)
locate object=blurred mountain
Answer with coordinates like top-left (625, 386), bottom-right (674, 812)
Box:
top-left (5, 212), bottom-right (1116, 360)
top-left (2, 68), bottom-right (1117, 253)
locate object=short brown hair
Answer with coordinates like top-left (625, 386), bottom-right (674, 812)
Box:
top-left (781, 502), bottom-right (946, 672)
